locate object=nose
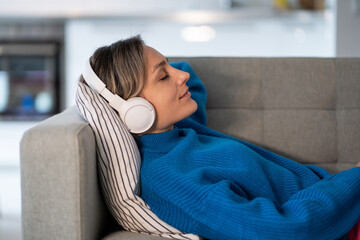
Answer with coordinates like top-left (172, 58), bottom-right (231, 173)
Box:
top-left (175, 68), bottom-right (190, 85)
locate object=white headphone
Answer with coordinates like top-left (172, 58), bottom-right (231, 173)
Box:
top-left (82, 59), bottom-right (155, 134)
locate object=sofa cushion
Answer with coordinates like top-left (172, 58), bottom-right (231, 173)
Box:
top-left (75, 81), bottom-right (199, 240)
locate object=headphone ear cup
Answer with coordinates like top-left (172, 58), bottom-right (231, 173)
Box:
top-left (121, 97), bottom-right (155, 134)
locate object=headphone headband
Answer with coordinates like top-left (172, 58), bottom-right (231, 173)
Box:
top-left (83, 59), bottom-right (125, 109)
top-left (83, 59), bottom-right (106, 93)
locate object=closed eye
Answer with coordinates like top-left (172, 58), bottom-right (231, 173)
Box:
top-left (160, 74), bottom-right (169, 81)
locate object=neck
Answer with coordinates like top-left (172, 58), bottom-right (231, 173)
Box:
top-left (137, 125), bottom-right (174, 136)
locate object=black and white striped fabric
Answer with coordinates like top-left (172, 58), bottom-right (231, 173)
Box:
top-left (75, 82), bottom-right (199, 240)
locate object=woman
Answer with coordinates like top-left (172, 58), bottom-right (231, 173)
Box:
top-left (83, 35), bottom-right (360, 240)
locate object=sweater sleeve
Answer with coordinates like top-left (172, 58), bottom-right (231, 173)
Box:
top-left (306, 164), bottom-right (332, 179)
top-left (191, 167), bottom-right (360, 240)
top-left (170, 61), bottom-right (207, 126)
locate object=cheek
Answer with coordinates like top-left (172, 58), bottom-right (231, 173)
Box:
top-left (149, 92), bottom-right (176, 116)
top-left (155, 88), bottom-right (176, 104)
top-left (142, 85), bottom-right (179, 125)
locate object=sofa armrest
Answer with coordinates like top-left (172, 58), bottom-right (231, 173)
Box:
top-left (20, 106), bottom-right (113, 240)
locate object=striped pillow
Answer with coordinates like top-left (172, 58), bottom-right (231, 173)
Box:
top-left (75, 81), bottom-right (199, 240)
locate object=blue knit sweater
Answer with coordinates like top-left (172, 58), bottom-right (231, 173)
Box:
top-left (137, 62), bottom-right (360, 240)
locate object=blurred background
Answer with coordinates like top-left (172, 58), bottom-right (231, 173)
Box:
top-left (0, 0), bottom-right (359, 239)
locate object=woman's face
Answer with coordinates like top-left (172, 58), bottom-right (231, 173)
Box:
top-left (140, 45), bottom-right (198, 134)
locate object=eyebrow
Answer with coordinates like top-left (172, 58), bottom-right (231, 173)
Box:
top-left (152, 57), bottom-right (169, 73)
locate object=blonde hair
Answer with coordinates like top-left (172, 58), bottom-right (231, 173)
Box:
top-left (80, 35), bottom-right (146, 100)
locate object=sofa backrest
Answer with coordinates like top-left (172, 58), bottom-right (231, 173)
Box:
top-left (21, 58), bottom-right (360, 240)
top-left (171, 57), bottom-right (360, 173)
top-left (21, 106), bottom-right (118, 240)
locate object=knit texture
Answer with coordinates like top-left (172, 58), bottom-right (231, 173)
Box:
top-left (138, 62), bottom-right (360, 240)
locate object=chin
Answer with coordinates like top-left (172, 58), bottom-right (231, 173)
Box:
top-left (186, 100), bottom-right (198, 118)
top-left (192, 100), bottom-right (198, 113)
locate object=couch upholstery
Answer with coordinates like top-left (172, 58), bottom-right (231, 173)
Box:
top-left (20, 57), bottom-right (360, 240)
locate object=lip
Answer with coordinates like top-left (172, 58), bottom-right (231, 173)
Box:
top-left (179, 88), bottom-right (190, 99)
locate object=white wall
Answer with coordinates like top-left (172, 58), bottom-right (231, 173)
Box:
top-left (0, 0), bottom-right (250, 18)
top-left (65, 11), bottom-right (335, 107)
top-left (336, 0), bottom-right (360, 56)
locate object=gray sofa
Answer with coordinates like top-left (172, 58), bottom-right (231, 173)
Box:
top-left (20, 57), bottom-right (360, 240)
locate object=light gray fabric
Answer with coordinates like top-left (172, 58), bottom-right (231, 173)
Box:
top-left (173, 57), bottom-right (360, 173)
top-left (103, 231), bottom-right (166, 240)
top-left (336, 58), bottom-right (360, 108)
top-left (263, 109), bottom-right (338, 164)
top-left (261, 58), bottom-right (336, 109)
top-left (337, 109), bottom-right (360, 164)
top-left (21, 107), bottom-right (115, 240)
top-left (21, 57), bottom-right (360, 240)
